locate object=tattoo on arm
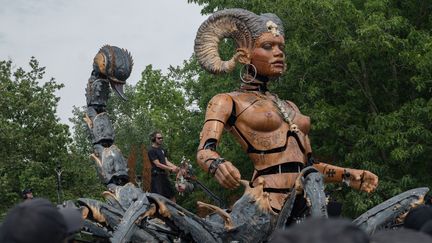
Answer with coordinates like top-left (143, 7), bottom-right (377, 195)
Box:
top-left (326, 169), bottom-right (336, 178)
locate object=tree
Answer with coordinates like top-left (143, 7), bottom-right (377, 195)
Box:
top-left (0, 58), bottom-right (110, 217)
top-left (0, 58), bottom-right (70, 215)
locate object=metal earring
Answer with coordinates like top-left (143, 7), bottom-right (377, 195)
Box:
top-left (240, 63), bottom-right (257, 84)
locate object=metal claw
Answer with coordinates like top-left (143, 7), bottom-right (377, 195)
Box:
top-left (110, 82), bottom-right (127, 101)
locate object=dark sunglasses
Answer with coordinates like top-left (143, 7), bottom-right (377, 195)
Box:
top-left (156, 137), bottom-right (163, 140)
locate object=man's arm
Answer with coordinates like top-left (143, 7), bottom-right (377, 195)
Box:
top-left (165, 159), bottom-right (179, 173)
top-left (152, 159), bottom-right (177, 172)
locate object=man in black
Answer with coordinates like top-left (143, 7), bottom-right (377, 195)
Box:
top-left (148, 131), bottom-right (179, 201)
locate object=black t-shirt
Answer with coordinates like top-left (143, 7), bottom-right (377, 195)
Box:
top-left (148, 146), bottom-right (168, 173)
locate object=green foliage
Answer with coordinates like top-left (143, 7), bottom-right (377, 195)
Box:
top-left (134, 65), bottom-right (190, 157)
top-left (0, 58), bottom-right (70, 216)
top-left (0, 58), bottom-right (108, 218)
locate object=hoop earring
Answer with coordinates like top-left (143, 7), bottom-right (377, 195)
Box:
top-left (240, 63), bottom-right (257, 84)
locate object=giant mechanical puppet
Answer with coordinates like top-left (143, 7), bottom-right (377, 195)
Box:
top-left (73, 8), bottom-right (429, 243)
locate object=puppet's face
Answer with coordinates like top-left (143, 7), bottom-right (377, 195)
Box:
top-left (250, 32), bottom-right (286, 78)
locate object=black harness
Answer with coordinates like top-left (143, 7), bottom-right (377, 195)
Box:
top-left (226, 92), bottom-right (307, 194)
top-left (249, 162), bottom-right (304, 193)
top-left (227, 95), bottom-right (306, 155)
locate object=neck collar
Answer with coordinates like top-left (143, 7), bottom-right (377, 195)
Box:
top-left (240, 74), bottom-right (269, 92)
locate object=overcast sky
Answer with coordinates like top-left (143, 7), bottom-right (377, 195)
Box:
top-left (0, 0), bottom-right (207, 128)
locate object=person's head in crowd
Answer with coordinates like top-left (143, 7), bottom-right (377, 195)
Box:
top-left (269, 218), bottom-right (370, 243)
top-left (0, 198), bottom-right (83, 243)
top-left (404, 205), bottom-right (432, 231)
top-left (21, 188), bottom-right (33, 200)
top-left (371, 228), bottom-right (432, 243)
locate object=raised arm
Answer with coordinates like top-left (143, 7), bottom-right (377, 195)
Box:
top-left (197, 94), bottom-right (241, 189)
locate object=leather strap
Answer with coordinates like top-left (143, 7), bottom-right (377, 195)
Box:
top-left (249, 162), bottom-right (304, 187)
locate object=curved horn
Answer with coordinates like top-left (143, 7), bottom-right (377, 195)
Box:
top-left (194, 9), bottom-right (259, 74)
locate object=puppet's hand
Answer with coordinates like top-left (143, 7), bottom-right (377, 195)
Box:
top-left (214, 161), bottom-right (241, 189)
top-left (348, 169), bottom-right (378, 193)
